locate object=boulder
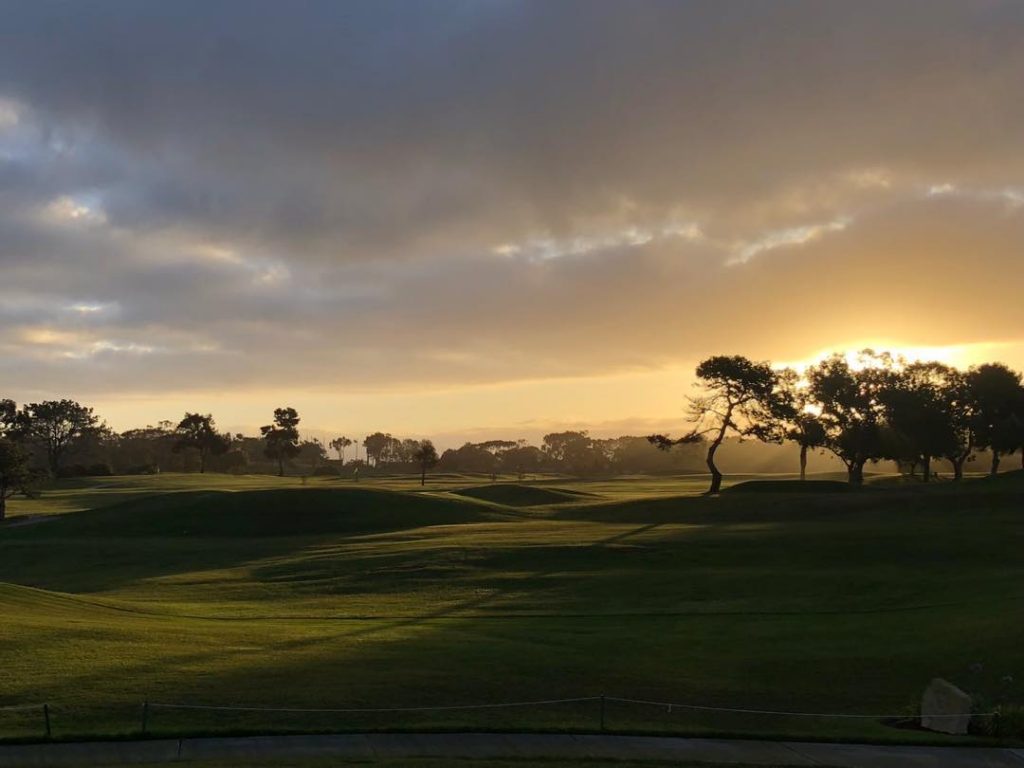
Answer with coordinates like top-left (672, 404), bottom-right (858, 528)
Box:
top-left (920, 677), bottom-right (972, 734)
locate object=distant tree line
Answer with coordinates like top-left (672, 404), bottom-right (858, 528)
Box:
top-left (651, 351), bottom-right (1024, 493)
top-left (2, 349), bottom-right (1022, 515)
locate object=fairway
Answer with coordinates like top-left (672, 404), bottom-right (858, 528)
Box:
top-left (1, 473), bottom-right (1023, 745)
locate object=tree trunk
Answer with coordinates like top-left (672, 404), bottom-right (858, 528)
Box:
top-left (991, 450), bottom-right (1001, 476)
top-left (951, 456), bottom-right (964, 481)
top-left (922, 455), bottom-right (931, 483)
top-left (199, 449), bottom-right (206, 474)
top-left (420, 468), bottom-right (426, 486)
top-left (799, 444), bottom-right (808, 481)
top-left (706, 438), bottom-right (724, 494)
top-left (0, 494), bottom-right (6, 522)
top-left (847, 460), bottom-right (865, 485)
top-left (278, 455), bottom-right (285, 477)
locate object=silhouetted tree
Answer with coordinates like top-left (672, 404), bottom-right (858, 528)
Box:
top-left (878, 362), bottom-right (961, 482)
top-left (173, 413), bottom-right (230, 473)
top-left (500, 441), bottom-right (546, 479)
top-left (297, 438), bottom-right (327, 469)
top-left (967, 363), bottom-right (1024, 475)
top-left (0, 400), bottom-right (16, 433)
top-left (262, 407), bottom-right (301, 476)
top-left (650, 355), bottom-right (785, 494)
top-left (542, 431), bottom-right (609, 477)
top-left (806, 352), bottom-right (890, 485)
top-left (773, 368), bottom-right (827, 481)
top-left (14, 400), bottom-right (100, 476)
top-left (329, 436), bottom-right (353, 462)
top-left (0, 439), bottom-right (31, 521)
top-left (363, 432), bottom-right (392, 467)
top-left (413, 440), bottom-right (439, 486)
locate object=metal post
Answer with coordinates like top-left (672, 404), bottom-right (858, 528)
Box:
top-left (599, 695), bottom-right (606, 732)
top-left (43, 704), bottom-right (51, 738)
top-left (141, 701), bottom-right (149, 735)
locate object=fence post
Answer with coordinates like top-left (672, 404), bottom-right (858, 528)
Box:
top-left (141, 701), bottom-right (149, 735)
top-left (599, 695), bottom-right (606, 732)
top-left (43, 704), bottom-right (51, 739)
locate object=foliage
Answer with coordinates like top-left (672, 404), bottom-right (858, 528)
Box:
top-left (261, 407), bottom-right (302, 476)
top-left (412, 439), bottom-right (439, 485)
top-left (11, 399), bottom-right (100, 476)
top-left (650, 355), bottom-right (787, 493)
top-left (174, 413), bottom-right (231, 474)
top-left (0, 439), bottom-right (31, 521)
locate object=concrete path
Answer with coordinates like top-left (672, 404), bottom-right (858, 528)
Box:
top-left (0, 732), bottom-right (1022, 767)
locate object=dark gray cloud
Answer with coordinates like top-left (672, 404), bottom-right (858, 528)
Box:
top-left (0, 0), bottom-right (1023, 406)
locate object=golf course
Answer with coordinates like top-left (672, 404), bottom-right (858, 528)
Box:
top-left (2, 471), bottom-right (1022, 746)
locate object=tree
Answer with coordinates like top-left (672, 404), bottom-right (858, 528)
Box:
top-left (173, 413), bottom-right (230, 473)
top-left (774, 369), bottom-right (827, 481)
top-left (806, 352), bottom-right (890, 485)
top-left (650, 355), bottom-right (786, 494)
top-left (413, 440), bottom-right (439, 486)
top-left (0, 439), bottom-right (32, 521)
top-left (789, 413), bottom-right (828, 482)
top-left (877, 362), bottom-right (961, 482)
top-left (14, 400), bottom-right (100, 476)
top-left (0, 400), bottom-right (16, 433)
top-left (297, 438), bottom-right (327, 469)
top-left (362, 432), bottom-right (393, 467)
top-left (967, 363), bottom-right (1024, 475)
top-left (262, 407), bottom-right (301, 476)
top-left (542, 431), bottom-right (609, 477)
top-left (329, 436), bottom-right (353, 463)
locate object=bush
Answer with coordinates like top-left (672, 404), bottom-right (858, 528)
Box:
top-left (313, 464), bottom-right (341, 476)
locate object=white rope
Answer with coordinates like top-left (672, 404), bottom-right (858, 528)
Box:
top-left (606, 696), bottom-right (999, 719)
top-left (148, 697), bottom-right (601, 714)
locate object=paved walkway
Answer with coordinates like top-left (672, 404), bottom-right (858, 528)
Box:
top-left (0, 732), bottom-right (1023, 767)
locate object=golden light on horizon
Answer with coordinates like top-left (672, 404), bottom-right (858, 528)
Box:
top-left (775, 341), bottom-right (1022, 373)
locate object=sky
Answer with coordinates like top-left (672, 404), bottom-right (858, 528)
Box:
top-left (2, 1), bottom-right (1024, 447)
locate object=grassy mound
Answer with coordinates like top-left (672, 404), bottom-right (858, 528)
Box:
top-left (7, 488), bottom-right (495, 539)
top-left (452, 483), bottom-right (593, 507)
top-left (723, 479), bottom-right (855, 494)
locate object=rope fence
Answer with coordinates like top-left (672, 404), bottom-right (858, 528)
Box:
top-left (0, 703), bottom-right (51, 738)
top-left (0, 696), bottom-right (1002, 741)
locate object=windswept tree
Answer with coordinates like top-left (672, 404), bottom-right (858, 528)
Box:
top-left (413, 440), bottom-right (439, 486)
top-left (329, 436), bottom-right (353, 462)
top-left (650, 355), bottom-right (786, 494)
top-left (806, 352), bottom-right (891, 485)
top-left (262, 407), bottom-right (301, 476)
top-left (0, 439), bottom-right (32, 521)
top-left (14, 400), bottom-right (100, 476)
top-left (173, 413), bottom-right (230, 473)
top-left (967, 363), bottom-right (1024, 475)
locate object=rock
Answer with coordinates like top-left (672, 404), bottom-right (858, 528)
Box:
top-left (920, 677), bottom-right (972, 734)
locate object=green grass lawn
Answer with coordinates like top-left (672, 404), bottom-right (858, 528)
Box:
top-left (1, 472), bottom-right (1022, 745)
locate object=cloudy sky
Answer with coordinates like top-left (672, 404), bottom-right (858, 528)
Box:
top-left (2, 0), bottom-right (1023, 444)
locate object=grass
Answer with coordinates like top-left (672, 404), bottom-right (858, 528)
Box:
top-left (1, 471), bottom-right (1022, 745)
top-left (451, 484), bottom-right (597, 507)
top-left (141, 760), bottom-right (790, 768)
